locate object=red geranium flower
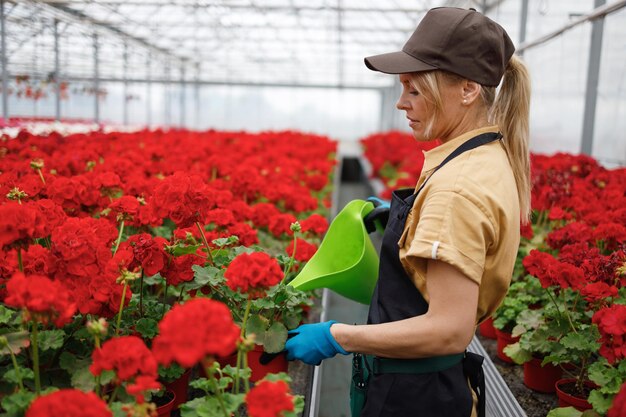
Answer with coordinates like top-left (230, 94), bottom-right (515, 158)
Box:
top-left (268, 213), bottom-right (297, 237)
top-left (593, 305), bottom-right (626, 363)
top-left (300, 214), bottom-right (328, 236)
top-left (26, 389), bottom-right (112, 417)
top-left (245, 380), bottom-right (295, 417)
top-left (4, 272), bottom-right (76, 327)
top-left (224, 252), bottom-right (284, 295)
top-left (286, 238), bottom-right (318, 262)
top-left (90, 335), bottom-right (158, 383)
top-left (152, 298), bottom-right (240, 368)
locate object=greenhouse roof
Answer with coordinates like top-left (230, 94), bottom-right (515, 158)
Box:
top-left (4, 0), bottom-right (505, 89)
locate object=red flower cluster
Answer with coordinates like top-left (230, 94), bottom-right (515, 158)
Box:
top-left (90, 335), bottom-right (159, 384)
top-left (0, 200), bottom-right (65, 249)
top-left (286, 238), bottom-right (318, 262)
top-left (593, 305), bottom-right (626, 364)
top-left (150, 172), bottom-right (216, 227)
top-left (224, 252), bottom-right (284, 295)
top-left (26, 389), bottom-right (112, 417)
top-left (152, 298), bottom-right (240, 367)
top-left (300, 214), bottom-right (329, 236)
top-left (245, 380), bottom-right (295, 417)
top-left (268, 213), bottom-right (298, 238)
top-left (4, 272), bottom-right (76, 327)
top-left (120, 233), bottom-right (169, 277)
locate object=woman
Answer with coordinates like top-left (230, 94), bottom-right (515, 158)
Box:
top-left (285, 7), bottom-right (531, 417)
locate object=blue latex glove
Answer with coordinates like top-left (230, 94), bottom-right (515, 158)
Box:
top-left (366, 196), bottom-right (390, 209)
top-left (285, 320), bottom-right (349, 365)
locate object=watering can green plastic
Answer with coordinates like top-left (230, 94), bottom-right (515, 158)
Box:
top-left (289, 199), bottom-right (379, 305)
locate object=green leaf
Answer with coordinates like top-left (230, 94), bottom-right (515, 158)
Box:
top-left (2, 367), bottom-right (35, 384)
top-left (546, 406), bottom-right (583, 417)
top-left (251, 298), bottom-right (274, 309)
top-left (0, 305), bottom-right (17, 325)
top-left (283, 395), bottom-right (305, 417)
top-left (59, 351), bottom-right (77, 372)
top-left (143, 273), bottom-right (165, 286)
top-left (100, 369), bottom-right (116, 386)
top-left (192, 265), bottom-right (224, 287)
top-left (109, 402), bottom-right (128, 417)
top-left (260, 371), bottom-right (292, 384)
top-left (180, 395), bottom-right (244, 417)
top-left (588, 389), bottom-right (613, 415)
top-left (158, 363), bottom-right (186, 383)
top-left (246, 315), bottom-right (269, 344)
top-left (70, 361), bottom-right (96, 391)
top-left (38, 329), bottom-right (65, 351)
top-left (561, 332), bottom-right (600, 352)
top-left (212, 236), bottom-right (239, 248)
top-left (588, 360), bottom-right (613, 387)
top-left (1, 390), bottom-right (37, 416)
top-left (263, 322), bottom-right (288, 354)
top-left (283, 312), bottom-right (301, 330)
top-left (0, 331), bottom-right (30, 356)
top-left (221, 364), bottom-right (251, 381)
top-left (503, 342), bottom-right (533, 365)
top-left (135, 318), bottom-right (159, 339)
top-left (171, 243), bottom-right (203, 257)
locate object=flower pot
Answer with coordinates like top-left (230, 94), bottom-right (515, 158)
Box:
top-left (478, 317), bottom-right (497, 340)
top-left (555, 378), bottom-right (594, 411)
top-left (153, 390), bottom-right (176, 417)
top-left (163, 369), bottom-right (191, 410)
top-left (494, 328), bottom-right (520, 364)
top-left (523, 358), bottom-right (562, 393)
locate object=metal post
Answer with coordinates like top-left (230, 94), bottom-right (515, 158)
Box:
top-left (337, 0), bottom-right (343, 87)
top-left (164, 61), bottom-right (170, 126)
top-left (146, 52), bottom-right (151, 127)
top-left (580, 0), bottom-right (606, 155)
top-left (123, 41), bottom-right (128, 125)
top-left (54, 19), bottom-right (61, 121)
top-left (93, 33), bottom-right (100, 124)
top-left (194, 63), bottom-right (200, 129)
top-left (518, 0), bottom-right (529, 56)
top-left (1, 0), bottom-right (9, 123)
top-left (180, 61), bottom-right (185, 128)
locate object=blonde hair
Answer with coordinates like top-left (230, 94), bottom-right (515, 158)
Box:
top-left (408, 55), bottom-right (532, 224)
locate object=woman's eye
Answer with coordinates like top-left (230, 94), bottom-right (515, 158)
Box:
top-left (409, 91), bottom-right (419, 96)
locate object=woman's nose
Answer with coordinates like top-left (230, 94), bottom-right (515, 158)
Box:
top-left (396, 97), bottom-right (408, 110)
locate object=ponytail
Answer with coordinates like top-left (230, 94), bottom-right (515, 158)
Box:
top-left (490, 55), bottom-right (532, 224)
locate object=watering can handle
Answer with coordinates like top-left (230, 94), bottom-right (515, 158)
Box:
top-left (363, 197), bottom-right (390, 234)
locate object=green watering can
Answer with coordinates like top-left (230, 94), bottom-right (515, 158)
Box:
top-left (289, 200), bottom-right (379, 305)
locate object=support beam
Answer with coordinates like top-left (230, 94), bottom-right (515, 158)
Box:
top-left (194, 63), bottom-right (200, 130)
top-left (518, 0), bottom-right (529, 55)
top-left (54, 18), bottom-right (61, 121)
top-left (123, 41), bottom-right (128, 125)
top-left (1, 0), bottom-right (9, 123)
top-left (146, 53), bottom-right (151, 127)
top-left (179, 62), bottom-right (185, 128)
top-left (581, 0), bottom-right (607, 156)
top-left (164, 61), bottom-right (170, 126)
top-left (93, 33), bottom-right (99, 124)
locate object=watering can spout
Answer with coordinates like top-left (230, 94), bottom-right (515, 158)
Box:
top-left (289, 200), bottom-right (379, 305)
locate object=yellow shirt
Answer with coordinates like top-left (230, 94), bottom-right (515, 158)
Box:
top-left (398, 125), bottom-right (520, 323)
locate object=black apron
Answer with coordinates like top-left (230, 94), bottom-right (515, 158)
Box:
top-left (361, 132), bottom-right (499, 417)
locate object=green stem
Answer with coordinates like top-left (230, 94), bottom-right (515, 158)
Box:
top-left (94, 335), bottom-right (101, 397)
top-left (206, 363), bottom-right (229, 417)
top-left (235, 298), bottom-right (253, 393)
top-left (8, 347), bottom-right (24, 391)
top-left (112, 220), bottom-right (125, 256)
top-left (545, 288), bottom-right (562, 324)
top-left (115, 283), bottom-right (128, 336)
top-left (162, 283), bottom-right (168, 318)
top-left (31, 323), bottom-right (41, 396)
top-left (36, 169), bottom-right (46, 185)
top-left (284, 234), bottom-right (297, 276)
top-left (17, 248), bottom-right (23, 272)
top-left (108, 385), bottom-right (119, 405)
top-left (177, 285), bottom-right (185, 302)
top-left (195, 222), bottom-right (214, 265)
top-left (243, 350), bottom-right (250, 393)
top-left (139, 271), bottom-right (144, 318)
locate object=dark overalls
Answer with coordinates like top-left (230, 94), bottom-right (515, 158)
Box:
top-left (357, 133), bottom-right (499, 417)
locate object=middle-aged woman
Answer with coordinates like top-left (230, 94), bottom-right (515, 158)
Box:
top-left (285, 7), bottom-right (531, 417)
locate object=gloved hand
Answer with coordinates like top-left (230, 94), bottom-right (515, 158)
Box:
top-left (284, 320), bottom-right (349, 365)
top-left (363, 196), bottom-right (390, 234)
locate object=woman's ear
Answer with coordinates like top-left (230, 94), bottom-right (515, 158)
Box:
top-left (460, 80), bottom-right (482, 105)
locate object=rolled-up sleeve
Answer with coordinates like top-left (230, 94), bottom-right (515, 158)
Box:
top-left (404, 190), bottom-right (496, 285)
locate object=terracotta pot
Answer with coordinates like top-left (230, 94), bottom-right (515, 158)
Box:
top-left (478, 317), bottom-right (497, 340)
top-left (216, 345), bottom-right (288, 383)
top-left (555, 378), bottom-right (594, 411)
top-left (163, 369), bottom-right (191, 410)
top-left (494, 328), bottom-right (520, 364)
top-left (523, 358), bottom-right (562, 393)
top-left (153, 390), bottom-right (176, 417)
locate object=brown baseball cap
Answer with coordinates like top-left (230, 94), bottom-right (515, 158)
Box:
top-left (364, 7), bottom-right (515, 87)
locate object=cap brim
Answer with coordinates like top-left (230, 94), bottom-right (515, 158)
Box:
top-left (364, 51), bottom-right (437, 74)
